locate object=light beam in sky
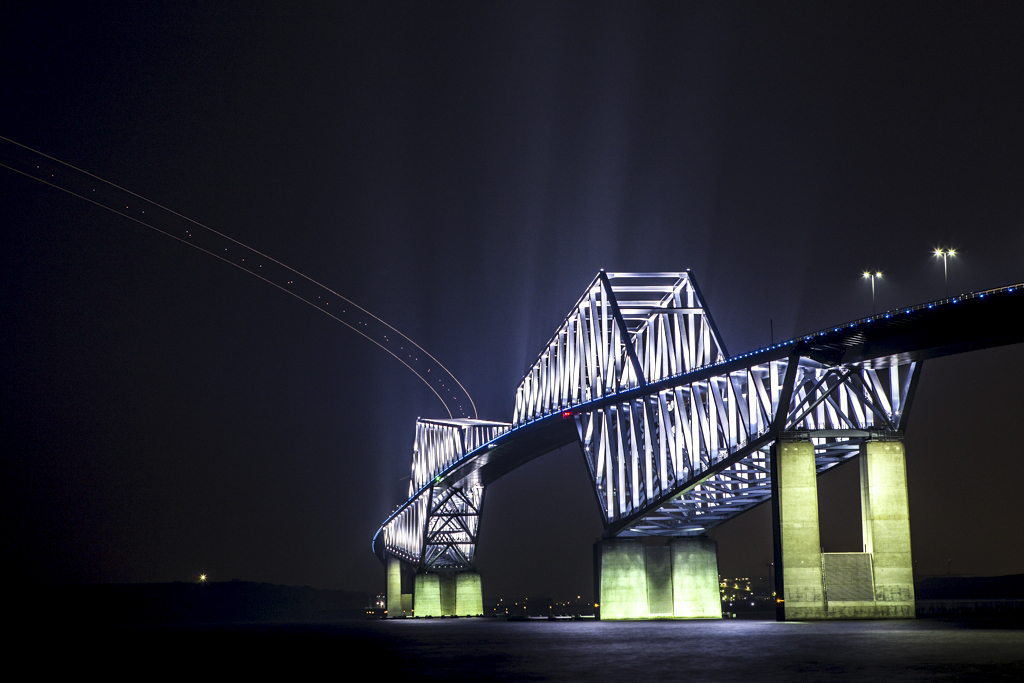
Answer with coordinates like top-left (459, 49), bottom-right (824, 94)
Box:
top-left (0, 135), bottom-right (476, 418)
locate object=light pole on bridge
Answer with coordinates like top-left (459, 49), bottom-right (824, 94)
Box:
top-left (933, 248), bottom-right (956, 298)
top-left (863, 271), bottom-right (882, 314)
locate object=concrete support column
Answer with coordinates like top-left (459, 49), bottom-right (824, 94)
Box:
top-left (595, 537), bottom-right (721, 619)
top-left (386, 557), bottom-right (414, 617)
top-left (596, 538), bottom-right (648, 619)
top-left (413, 571), bottom-right (484, 617)
top-left (771, 440), bottom-right (827, 620)
top-left (771, 438), bottom-right (915, 620)
top-left (671, 537), bottom-right (722, 618)
top-left (414, 572), bottom-right (442, 617)
top-left (387, 556), bottom-right (403, 617)
top-left (455, 572), bottom-right (484, 616)
top-left (861, 440), bottom-right (915, 617)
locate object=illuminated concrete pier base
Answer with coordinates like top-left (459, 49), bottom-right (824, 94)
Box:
top-left (771, 439), bottom-right (914, 620)
top-left (386, 557), bottom-right (414, 617)
top-left (596, 537), bottom-right (721, 619)
top-left (412, 570), bottom-right (484, 617)
top-left (771, 441), bottom-right (827, 620)
top-left (859, 441), bottom-right (915, 617)
top-left (455, 572), bottom-right (484, 616)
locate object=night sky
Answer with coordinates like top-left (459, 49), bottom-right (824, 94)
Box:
top-left (3, 2), bottom-right (1023, 601)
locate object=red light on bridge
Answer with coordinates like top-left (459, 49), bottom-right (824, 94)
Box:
top-left (562, 410), bottom-right (573, 419)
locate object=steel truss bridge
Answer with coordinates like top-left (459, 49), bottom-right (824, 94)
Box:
top-left (374, 271), bottom-right (1024, 572)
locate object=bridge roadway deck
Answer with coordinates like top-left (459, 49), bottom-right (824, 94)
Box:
top-left (374, 282), bottom-right (1023, 562)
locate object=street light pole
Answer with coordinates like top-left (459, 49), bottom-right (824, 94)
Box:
top-left (934, 248), bottom-right (956, 297)
top-left (863, 271), bottom-right (881, 314)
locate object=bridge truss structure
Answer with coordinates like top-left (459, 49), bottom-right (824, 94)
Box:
top-left (375, 271), bottom-right (1023, 571)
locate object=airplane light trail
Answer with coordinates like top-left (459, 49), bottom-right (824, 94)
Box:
top-left (0, 136), bottom-right (476, 419)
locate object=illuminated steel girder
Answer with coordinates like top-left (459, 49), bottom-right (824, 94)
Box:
top-left (382, 418), bottom-right (508, 570)
top-left (511, 272), bottom-right (922, 535)
top-left (376, 274), bottom-right (1024, 567)
top-left (422, 485), bottom-right (484, 570)
top-left (513, 272), bottom-right (727, 421)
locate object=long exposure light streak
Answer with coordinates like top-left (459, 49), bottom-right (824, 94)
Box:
top-left (0, 136), bottom-right (476, 418)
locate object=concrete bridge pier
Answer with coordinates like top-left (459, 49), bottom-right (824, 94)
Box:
top-left (411, 570), bottom-right (484, 617)
top-left (595, 537), bottom-right (722, 619)
top-left (387, 558), bottom-right (484, 617)
top-left (771, 439), bottom-right (915, 620)
top-left (386, 556), bottom-right (414, 617)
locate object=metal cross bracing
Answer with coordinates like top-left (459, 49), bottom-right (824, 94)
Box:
top-left (375, 275), bottom-right (1024, 567)
top-left (510, 272), bottom-right (923, 535)
top-left (382, 418), bottom-right (509, 569)
top-left (592, 356), bottom-right (920, 537)
top-left (382, 481), bottom-right (485, 570)
top-left (513, 272), bottom-right (728, 425)
top-left (422, 484), bottom-right (485, 569)
top-left (409, 418), bottom-right (510, 496)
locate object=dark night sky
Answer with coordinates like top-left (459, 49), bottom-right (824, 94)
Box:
top-left (2, 2), bottom-right (1023, 600)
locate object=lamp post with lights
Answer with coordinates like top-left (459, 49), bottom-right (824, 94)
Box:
top-left (934, 248), bottom-right (956, 297)
top-left (863, 271), bottom-right (882, 314)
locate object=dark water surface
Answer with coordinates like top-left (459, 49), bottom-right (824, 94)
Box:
top-left (77, 618), bottom-right (1022, 680)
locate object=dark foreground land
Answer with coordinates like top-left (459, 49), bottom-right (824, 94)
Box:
top-left (22, 579), bottom-right (1024, 680)
top-left (35, 617), bottom-right (1023, 681)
